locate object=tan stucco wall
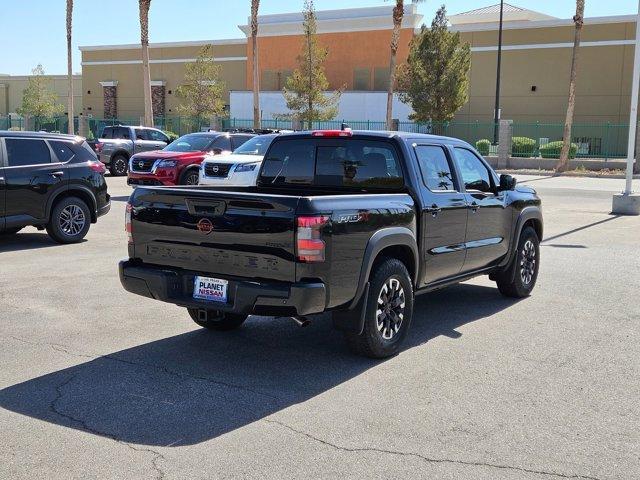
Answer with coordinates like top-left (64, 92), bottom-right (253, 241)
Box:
top-left (78, 18), bottom-right (639, 124)
top-left (81, 42), bottom-right (246, 119)
top-left (0, 75), bottom-right (82, 116)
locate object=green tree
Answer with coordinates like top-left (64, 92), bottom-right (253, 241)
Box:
top-left (397, 6), bottom-right (471, 123)
top-left (17, 65), bottom-right (64, 118)
top-left (282, 0), bottom-right (341, 128)
top-left (176, 44), bottom-right (226, 122)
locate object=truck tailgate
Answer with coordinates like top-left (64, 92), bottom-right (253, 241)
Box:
top-left (129, 187), bottom-right (301, 282)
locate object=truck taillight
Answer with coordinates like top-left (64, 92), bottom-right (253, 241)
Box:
top-left (296, 215), bottom-right (329, 263)
top-left (125, 203), bottom-right (133, 243)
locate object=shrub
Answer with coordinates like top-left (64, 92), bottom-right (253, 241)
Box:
top-left (164, 130), bottom-right (179, 142)
top-left (85, 129), bottom-right (95, 141)
top-left (539, 141), bottom-right (577, 159)
top-left (476, 139), bottom-right (491, 156)
top-left (511, 136), bottom-right (537, 157)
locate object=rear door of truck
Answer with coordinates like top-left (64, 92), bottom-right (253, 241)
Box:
top-left (129, 187), bottom-right (300, 283)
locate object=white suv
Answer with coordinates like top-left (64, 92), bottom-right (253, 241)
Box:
top-left (199, 134), bottom-right (278, 186)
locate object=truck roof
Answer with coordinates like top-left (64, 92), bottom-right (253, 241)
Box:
top-left (276, 129), bottom-right (473, 148)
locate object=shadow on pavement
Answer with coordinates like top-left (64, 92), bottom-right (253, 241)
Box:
top-left (109, 195), bottom-right (132, 203)
top-left (0, 283), bottom-right (519, 447)
top-left (541, 215), bottom-right (621, 243)
top-left (0, 233), bottom-right (84, 253)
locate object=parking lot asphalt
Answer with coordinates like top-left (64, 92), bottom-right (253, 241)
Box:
top-left (1, 174), bottom-right (639, 480)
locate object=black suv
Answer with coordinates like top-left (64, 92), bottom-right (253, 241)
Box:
top-left (0, 131), bottom-right (111, 243)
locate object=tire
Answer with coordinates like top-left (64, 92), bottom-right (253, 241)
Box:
top-left (343, 258), bottom-right (414, 359)
top-left (0, 227), bottom-right (22, 235)
top-left (187, 308), bottom-right (248, 331)
top-left (46, 197), bottom-right (91, 244)
top-left (496, 226), bottom-right (540, 298)
top-left (180, 169), bottom-right (200, 186)
top-left (109, 154), bottom-right (129, 176)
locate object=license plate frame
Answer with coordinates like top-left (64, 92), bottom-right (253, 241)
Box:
top-left (193, 276), bottom-right (228, 303)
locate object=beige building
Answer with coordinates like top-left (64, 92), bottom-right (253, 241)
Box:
top-left (0, 74), bottom-right (82, 116)
top-left (79, 39), bottom-right (246, 120)
top-left (74, 3), bottom-right (639, 127)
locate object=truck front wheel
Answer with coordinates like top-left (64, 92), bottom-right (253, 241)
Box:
top-left (344, 258), bottom-right (414, 359)
top-left (187, 308), bottom-right (248, 331)
top-left (495, 226), bottom-right (540, 298)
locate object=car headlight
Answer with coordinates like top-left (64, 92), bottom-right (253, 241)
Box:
top-left (234, 162), bottom-right (259, 173)
top-left (155, 159), bottom-right (178, 169)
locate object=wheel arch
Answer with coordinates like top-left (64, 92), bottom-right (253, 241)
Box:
top-left (179, 164), bottom-right (201, 184)
top-left (499, 206), bottom-right (543, 269)
top-left (348, 227), bottom-right (418, 310)
top-left (111, 149), bottom-right (130, 161)
top-left (47, 187), bottom-right (98, 223)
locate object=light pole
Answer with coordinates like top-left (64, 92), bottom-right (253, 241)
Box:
top-left (492, 0), bottom-right (504, 145)
top-left (612, 0), bottom-right (640, 214)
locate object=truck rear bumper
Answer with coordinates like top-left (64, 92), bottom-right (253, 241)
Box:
top-left (119, 260), bottom-right (326, 316)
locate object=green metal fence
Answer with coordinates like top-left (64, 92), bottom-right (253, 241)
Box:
top-left (0, 115), bottom-right (633, 160)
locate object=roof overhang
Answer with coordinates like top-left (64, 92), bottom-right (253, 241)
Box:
top-left (238, 4), bottom-right (423, 37)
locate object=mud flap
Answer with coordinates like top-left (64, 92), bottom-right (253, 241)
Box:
top-left (332, 283), bottom-right (369, 334)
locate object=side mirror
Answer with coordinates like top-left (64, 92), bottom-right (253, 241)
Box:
top-left (498, 174), bottom-right (517, 191)
top-left (210, 148), bottom-right (223, 155)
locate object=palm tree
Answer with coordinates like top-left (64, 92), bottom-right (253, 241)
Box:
top-left (386, 0), bottom-right (423, 130)
top-left (251, 0), bottom-right (261, 129)
top-left (66, 0), bottom-right (74, 135)
top-left (139, 0), bottom-right (154, 127)
top-left (557, 0), bottom-right (585, 172)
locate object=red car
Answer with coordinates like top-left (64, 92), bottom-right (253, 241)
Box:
top-left (127, 132), bottom-right (255, 186)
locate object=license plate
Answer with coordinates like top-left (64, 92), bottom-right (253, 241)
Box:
top-left (193, 276), bottom-right (228, 303)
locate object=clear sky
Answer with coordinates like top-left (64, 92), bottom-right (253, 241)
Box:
top-left (0, 0), bottom-right (638, 75)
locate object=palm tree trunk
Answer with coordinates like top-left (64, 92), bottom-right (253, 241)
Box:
top-left (139, 0), bottom-right (154, 127)
top-left (66, 0), bottom-right (74, 135)
top-left (557, 0), bottom-right (585, 172)
top-left (251, 0), bottom-right (260, 130)
top-left (386, 1), bottom-right (404, 131)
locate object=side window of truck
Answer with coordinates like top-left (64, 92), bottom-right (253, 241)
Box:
top-left (414, 145), bottom-right (457, 192)
top-left (260, 140), bottom-right (315, 185)
top-left (453, 147), bottom-right (494, 193)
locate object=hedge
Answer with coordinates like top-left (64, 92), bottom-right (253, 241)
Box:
top-left (539, 141), bottom-right (578, 159)
top-left (476, 139), bottom-right (491, 156)
top-left (164, 130), bottom-right (179, 142)
top-left (511, 136), bottom-right (537, 157)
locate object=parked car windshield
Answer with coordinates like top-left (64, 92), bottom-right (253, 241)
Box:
top-left (233, 134), bottom-right (277, 156)
top-left (163, 134), bottom-right (217, 152)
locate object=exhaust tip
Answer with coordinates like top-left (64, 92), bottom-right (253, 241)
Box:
top-left (291, 316), bottom-right (311, 328)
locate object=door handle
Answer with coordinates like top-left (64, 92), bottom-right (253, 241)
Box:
top-left (51, 171), bottom-right (64, 178)
top-left (469, 202), bottom-right (480, 213)
top-left (0, 176), bottom-right (5, 185)
top-left (427, 204), bottom-right (442, 217)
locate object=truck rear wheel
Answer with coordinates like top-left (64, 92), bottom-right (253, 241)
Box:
top-left (187, 308), bottom-right (248, 331)
top-left (109, 154), bottom-right (129, 176)
top-left (344, 258), bottom-right (414, 359)
top-left (495, 226), bottom-right (540, 298)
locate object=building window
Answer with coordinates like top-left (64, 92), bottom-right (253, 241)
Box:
top-left (353, 68), bottom-right (371, 91)
top-left (374, 67), bottom-right (390, 91)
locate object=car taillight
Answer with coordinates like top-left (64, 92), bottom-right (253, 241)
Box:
top-left (89, 160), bottom-right (106, 173)
top-left (296, 215), bottom-right (329, 263)
top-left (125, 203), bottom-right (133, 243)
top-left (95, 142), bottom-right (104, 153)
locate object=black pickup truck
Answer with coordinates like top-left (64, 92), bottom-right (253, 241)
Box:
top-left (120, 130), bottom-right (542, 358)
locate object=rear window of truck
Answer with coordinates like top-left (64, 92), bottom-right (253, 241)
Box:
top-left (259, 138), bottom-right (404, 189)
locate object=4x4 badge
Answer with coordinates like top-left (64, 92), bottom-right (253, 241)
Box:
top-left (197, 218), bottom-right (214, 234)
